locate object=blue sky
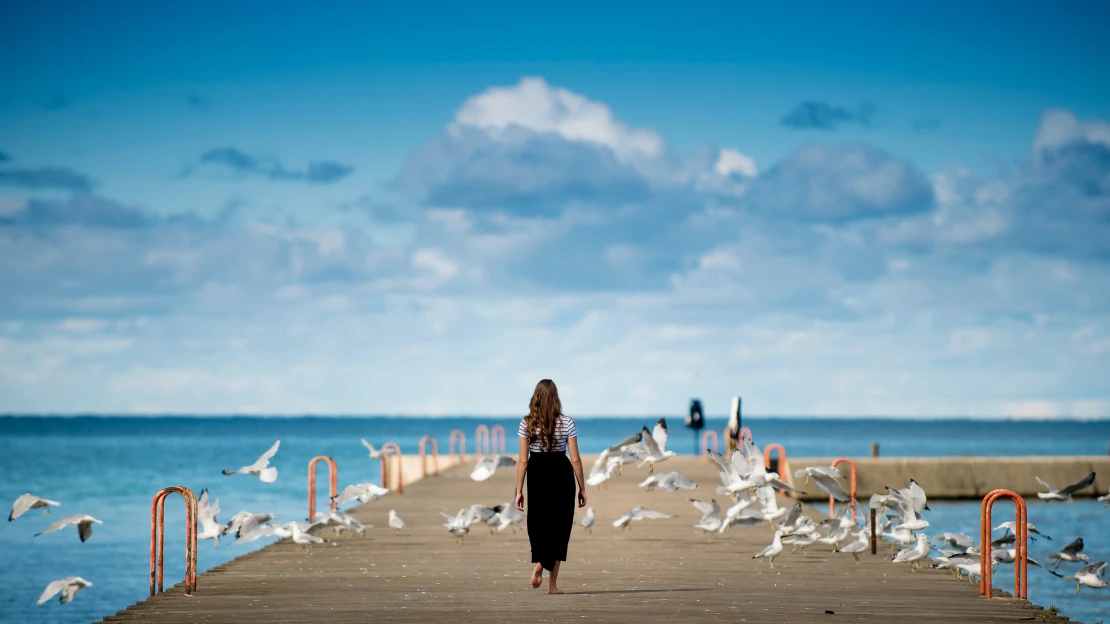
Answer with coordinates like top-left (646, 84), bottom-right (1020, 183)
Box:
top-left (1, 2), bottom-right (1108, 417)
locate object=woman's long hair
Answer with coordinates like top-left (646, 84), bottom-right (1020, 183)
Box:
top-left (524, 379), bottom-right (562, 452)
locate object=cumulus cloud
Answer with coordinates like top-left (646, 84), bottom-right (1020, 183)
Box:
top-left (781, 101), bottom-right (876, 130)
top-left (183, 147), bottom-right (354, 184)
top-left (394, 77), bottom-right (757, 213)
top-left (0, 166), bottom-right (94, 192)
top-left (744, 145), bottom-right (934, 221)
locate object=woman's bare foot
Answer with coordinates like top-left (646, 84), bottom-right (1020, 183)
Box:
top-left (530, 564), bottom-right (543, 589)
top-left (548, 586), bottom-right (563, 595)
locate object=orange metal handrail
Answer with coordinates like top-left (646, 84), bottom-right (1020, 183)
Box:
top-left (380, 442), bottom-right (404, 495)
top-left (491, 425), bottom-right (506, 455)
top-left (763, 443), bottom-right (796, 492)
top-left (150, 486), bottom-right (197, 596)
top-left (980, 489), bottom-right (1028, 600)
top-left (475, 425), bottom-right (490, 455)
top-left (829, 458), bottom-right (857, 522)
top-left (418, 435), bottom-right (440, 478)
top-left (449, 429), bottom-right (467, 462)
top-left (700, 431), bottom-right (719, 463)
top-left (307, 455), bottom-right (338, 520)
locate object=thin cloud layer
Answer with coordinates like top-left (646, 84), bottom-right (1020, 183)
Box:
top-left (183, 147), bottom-right (354, 184)
top-left (0, 79), bottom-right (1107, 417)
top-left (782, 101), bottom-right (876, 130)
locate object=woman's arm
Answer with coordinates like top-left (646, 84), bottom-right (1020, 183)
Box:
top-left (513, 435), bottom-right (530, 511)
top-left (567, 436), bottom-right (587, 508)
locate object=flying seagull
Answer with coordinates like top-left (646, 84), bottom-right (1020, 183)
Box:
top-left (1046, 537), bottom-right (1091, 570)
top-left (1036, 472), bottom-right (1096, 502)
top-left (637, 419), bottom-right (677, 474)
top-left (361, 439), bottom-right (387, 459)
top-left (197, 488), bottom-right (223, 546)
top-left (1066, 561), bottom-right (1108, 594)
top-left (793, 466), bottom-right (850, 502)
top-left (223, 439), bottom-right (280, 483)
top-left (332, 482), bottom-right (389, 506)
top-left (470, 455), bottom-right (517, 481)
top-left (9, 494), bottom-right (61, 522)
top-left (37, 577), bottom-right (92, 606)
top-left (35, 514), bottom-right (102, 542)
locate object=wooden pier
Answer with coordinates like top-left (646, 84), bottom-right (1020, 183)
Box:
top-left (98, 457), bottom-right (1072, 623)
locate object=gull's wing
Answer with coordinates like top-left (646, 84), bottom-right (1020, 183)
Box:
top-left (639, 426), bottom-right (662, 456)
top-left (669, 473), bottom-right (698, 490)
top-left (1093, 561), bottom-right (1108, 578)
top-left (37, 578), bottom-right (75, 605)
top-left (77, 518), bottom-right (97, 542)
top-left (1034, 476), bottom-right (1058, 493)
top-left (249, 440), bottom-right (281, 470)
top-left (589, 449), bottom-right (611, 477)
top-left (607, 432), bottom-right (642, 453)
top-left (934, 532), bottom-right (974, 550)
top-left (743, 438), bottom-right (765, 474)
top-left (360, 438), bottom-right (377, 454)
top-left (11, 494), bottom-right (52, 522)
top-left (756, 485), bottom-right (777, 511)
top-left (636, 509), bottom-right (672, 520)
top-left (706, 449), bottom-right (741, 482)
top-left (1060, 537), bottom-right (1084, 556)
top-left (688, 498), bottom-right (717, 517)
top-left (812, 473), bottom-right (850, 502)
top-left (1058, 471), bottom-right (1096, 496)
top-left (652, 418), bottom-right (668, 452)
top-left (907, 479), bottom-right (928, 513)
top-left (766, 474), bottom-right (806, 495)
top-left (780, 502), bottom-right (802, 528)
top-left (36, 514), bottom-right (81, 536)
top-left (495, 455), bottom-right (518, 468)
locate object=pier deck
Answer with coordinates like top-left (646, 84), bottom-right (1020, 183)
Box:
top-left (98, 457), bottom-right (1070, 623)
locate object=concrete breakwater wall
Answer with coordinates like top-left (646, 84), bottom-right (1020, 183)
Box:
top-left (784, 456), bottom-right (1110, 501)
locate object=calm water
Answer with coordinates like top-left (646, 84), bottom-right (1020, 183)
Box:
top-left (1, 416), bottom-right (1108, 624)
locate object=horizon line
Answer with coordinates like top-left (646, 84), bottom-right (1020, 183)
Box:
top-left (1, 412), bottom-right (1108, 422)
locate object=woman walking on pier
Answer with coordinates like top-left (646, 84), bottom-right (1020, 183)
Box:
top-left (514, 379), bottom-right (587, 594)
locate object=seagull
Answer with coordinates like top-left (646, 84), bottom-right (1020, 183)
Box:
top-left (333, 482), bottom-right (390, 506)
top-left (753, 530), bottom-right (784, 568)
top-left (222, 511), bottom-right (276, 540)
top-left (36, 577), bottom-right (92, 606)
top-left (361, 439), bottom-right (387, 459)
top-left (636, 419), bottom-right (676, 474)
top-left (587, 451), bottom-right (618, 488)
top-left (493, 503), bottom-right (526, 533)
top-left (1036, 472), bottom-right (1096, 502)
top-left (9, 494), bottom-right (61, 522)
top-left (289, 521), bottom-right (326, 554)
top-left (881, 526), bottom-right (915, 551)
top-left (892, 533), bottom-right (932, 570)
top-left (640, 471), bottom-right (698, 492)
top-left (470, 455), bottom-right (517, 481)
top-left (836, 530), bottom-right (870, 563)
top-left (1098, 489), bottom-right (1109, 507)
top-left (35, 514), bottom-right (102, 542)
top-left (1066, 561), bottom-right (1108, 594)
top-left (934, 532), bottom-right (975, 551)
top-left (990, 548), bottom-right (1063, 577)
top-left (1046, 537), bottom-right (1091, 570)
top-left (688, 498), bottom-right (721, 524)
top-left (223, 439), bottom-right (280, 483)
top-left (612, 506), bottom-right (672, 529)
top-left (782, 531), bottom-right (819, 553)
top-left (718, 498), bottom-right (762, 533)
top-left (993, 520), bottom-right (1052, 541)
top-left (580, 507), bottom-right (595, 533)
top-left (388, 509), bottom-right (405, 530)
top-left (233, 521), bottom-right (289, 545)
top-left (793, 466), bottom-right (850, 502)
top-left (197, 488), bottom-right (223, 546)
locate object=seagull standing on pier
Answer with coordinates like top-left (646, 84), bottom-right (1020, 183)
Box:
top-left (753, 530), bottom-right (784, 568)
top-left (1035, 472), bottom-right (1096, 501)
top-left (892, 533), bottom-right (932, 570)
top-left (388, 509), bottom-right (405, 530)
top-left (836, 530), bottom-right (870, 563)
top-left (223, 439), bottom-right (280, 483)
top-left (580, 508), bottom-right (595, 532)
top-left (9, 494), bottom-right (61, 521)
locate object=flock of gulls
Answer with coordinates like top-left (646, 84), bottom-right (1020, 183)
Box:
top-left (10, 420), bottom-right (1110, 609)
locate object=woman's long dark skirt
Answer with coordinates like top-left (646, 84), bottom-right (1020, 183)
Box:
top-left (526, 451), bottom-right (576, 572)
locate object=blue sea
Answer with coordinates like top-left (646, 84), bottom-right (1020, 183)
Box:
top-left (1, 416), bottom-right (1108, 624)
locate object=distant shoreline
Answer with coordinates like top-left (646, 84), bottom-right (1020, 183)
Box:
top-left (1, 413), bottom-right (1108, 423)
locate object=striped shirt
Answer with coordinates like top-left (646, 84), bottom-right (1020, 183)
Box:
top-left (517, 415), bottom-right (578, 452)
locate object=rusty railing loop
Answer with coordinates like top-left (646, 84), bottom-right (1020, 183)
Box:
top-left (700, 430), bottom-right (719, 463)
top-left (490, 425), bottom-right (506, 455)
top-left (829, 458), bottom-right (858, 522)
top-left (980, 489), bottom-right (1028, 600)
top-left (379, 442), bottom-right (403, 495)
top-left (150, 486), bottom-right (197, 597)
top-left (307, 455), bottom-right (338, 520)
top-left (418, 435), bottom-right (440, 478)
top-left (475, 425), bottom-right (490, 456)
top-left (449, 429), bottom-right (467, 462)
